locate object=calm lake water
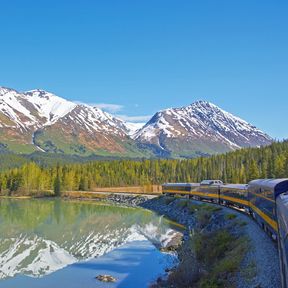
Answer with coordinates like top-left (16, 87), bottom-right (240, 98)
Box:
top-left (0, 199), bottom-right (179, 288)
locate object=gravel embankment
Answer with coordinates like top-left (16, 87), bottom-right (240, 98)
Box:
top-left (107, 194), bottom-right (152, 206)
top-left (233, 210), bottom-right (281, 288)
top-left (139, 197), bottom-right (281, 288)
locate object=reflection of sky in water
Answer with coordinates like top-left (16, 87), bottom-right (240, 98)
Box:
top-left (0, 240), bottom-right (177, 288)
top-left (0, 199), bottom-right (179, 287)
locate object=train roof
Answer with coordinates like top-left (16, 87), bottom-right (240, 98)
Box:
top-left (162, 183), bottom-right (199, 187)
top-left (221, 184), bottom-right (247, 190)
top-left (248, 179), bottom-right (288, 197)
top-left (201, 179), bottom-right (222, 182)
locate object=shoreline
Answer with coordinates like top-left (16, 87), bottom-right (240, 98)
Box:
top-left (1, 193), bottom-right (281, 287)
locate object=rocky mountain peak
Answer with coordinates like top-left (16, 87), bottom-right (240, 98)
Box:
top-left (134, 100), bottom-right (272, 157)
top-left (24, 89), bottom-right (51, 97)
top-left (0, 87), bottom-right (273, 157)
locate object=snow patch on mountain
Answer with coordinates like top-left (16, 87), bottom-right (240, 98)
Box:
top-left (24, 89), bottom-right (77, 125)
top-left (0, 87), bottom-right (37, 130)
top-left (123, 122), bottom-right (146, 135)
top-left (58, 104), bottom-right (129, 137)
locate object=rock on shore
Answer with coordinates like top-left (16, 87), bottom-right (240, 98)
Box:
top-left (95, 274), bottom-right (117, 282)
top-left (107, 194), bottom-right (151, 206)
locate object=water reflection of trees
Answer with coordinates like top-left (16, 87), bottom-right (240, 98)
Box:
top-left (0, 199), bottom-right (169, 241)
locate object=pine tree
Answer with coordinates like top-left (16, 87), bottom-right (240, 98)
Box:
top-left (53, 166), bottom-right (61, 196)
top-left (247, 159), bottom-right (259, 182)
top-left (54, 175), bottom-right (61, 196)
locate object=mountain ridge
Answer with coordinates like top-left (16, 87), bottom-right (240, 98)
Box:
top-left (0, 86), bottom-right (272, 157)
top-left (134, 100), bottom-right (272, 157)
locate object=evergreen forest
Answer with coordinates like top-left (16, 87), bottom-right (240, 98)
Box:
top-left (0, 141), bottom-right (287, 196)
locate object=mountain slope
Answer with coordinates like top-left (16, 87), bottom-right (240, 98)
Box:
top-left (0, 87), bottom-right (39, 153)
top-left (133, 101), bottom-right (272, 157)
top-left (0, 87), bottom-right (150, 156)
top-left (0, 86), bottom-right (273, 158)
top-left (33, 103), bottom-right (140, 155)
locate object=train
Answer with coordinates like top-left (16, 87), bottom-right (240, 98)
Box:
top-left (162, 179), bottom-right (288, 288)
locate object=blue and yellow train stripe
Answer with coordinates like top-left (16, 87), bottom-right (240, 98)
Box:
top-left (249, 203), bottom-right (278, 232)
top-left (163, 188), bottom-right (278, 232)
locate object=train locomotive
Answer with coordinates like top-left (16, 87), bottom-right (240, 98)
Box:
top-left (162, 178), bottom-right (288, 288)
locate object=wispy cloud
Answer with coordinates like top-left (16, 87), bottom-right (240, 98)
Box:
top-left (93, 103), bottom-right (124, 113)
top-left (74, 101), bottom-right (124, 113)
top-left (74, 101), bottom-right (151, 122)
top-left (116, 114), bottom-right (152, 123)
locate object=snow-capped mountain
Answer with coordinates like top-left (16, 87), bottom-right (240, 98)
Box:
top-left (134, 100), bottom-right (272, 157)
top-left (0, 87), bottom-right (147, 156)
top-left (0, 87), bottom-right (76, 129)
top-left (0, 86), bottom-right (272, 157)
top-left (33, 101), bottom-right (134, 154)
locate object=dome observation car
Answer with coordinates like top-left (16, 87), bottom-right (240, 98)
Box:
top-left (200, 180), bottom-right (223, 186)
top-left (248, 179), bottom-right (288, 198)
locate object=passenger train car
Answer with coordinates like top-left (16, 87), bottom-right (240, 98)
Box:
top-left (162, 179), bottom-right (288, 288)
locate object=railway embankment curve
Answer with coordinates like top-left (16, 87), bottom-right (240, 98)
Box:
top-left (139, 196), bottom-right (281, 288)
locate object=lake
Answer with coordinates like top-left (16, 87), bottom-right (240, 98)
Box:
top-left (0, 198), bottom-right (179, 288)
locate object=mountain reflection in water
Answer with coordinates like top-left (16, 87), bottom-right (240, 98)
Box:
top-left (0, 199), bottom-right (179, 284)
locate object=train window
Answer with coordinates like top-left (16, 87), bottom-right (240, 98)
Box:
top-left (164, 185), bottom-right (192, 192)
top-left (264, 188), bottom-right (274, 199)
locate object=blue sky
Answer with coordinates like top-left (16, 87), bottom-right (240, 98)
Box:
top-left (0, 0), bottom-right (287, 139)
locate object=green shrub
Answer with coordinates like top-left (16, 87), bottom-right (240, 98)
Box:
top-left (194, 230), bottom-right (249, 287)
top-left (194, 230), bottom-right (233, 265)
top-left (188, 203), bottom-right (199, 214)
top-left (241, 260), bottom-right (257, 281)
top-left (199, 203), bottom-right (222, 212)
top-left (176, 199), bottom-right (188, 208)
top-left (195, 209), bottom-right (213, 227)
top-left (199, 278), bottom-right (221, 288)
top-left (225, 213), bottom-right (237, 220)
top-left (237, 220), bottom-right (248, 226)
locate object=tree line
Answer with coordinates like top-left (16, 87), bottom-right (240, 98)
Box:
top-left (0, 141), bottom-right (288, 196)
